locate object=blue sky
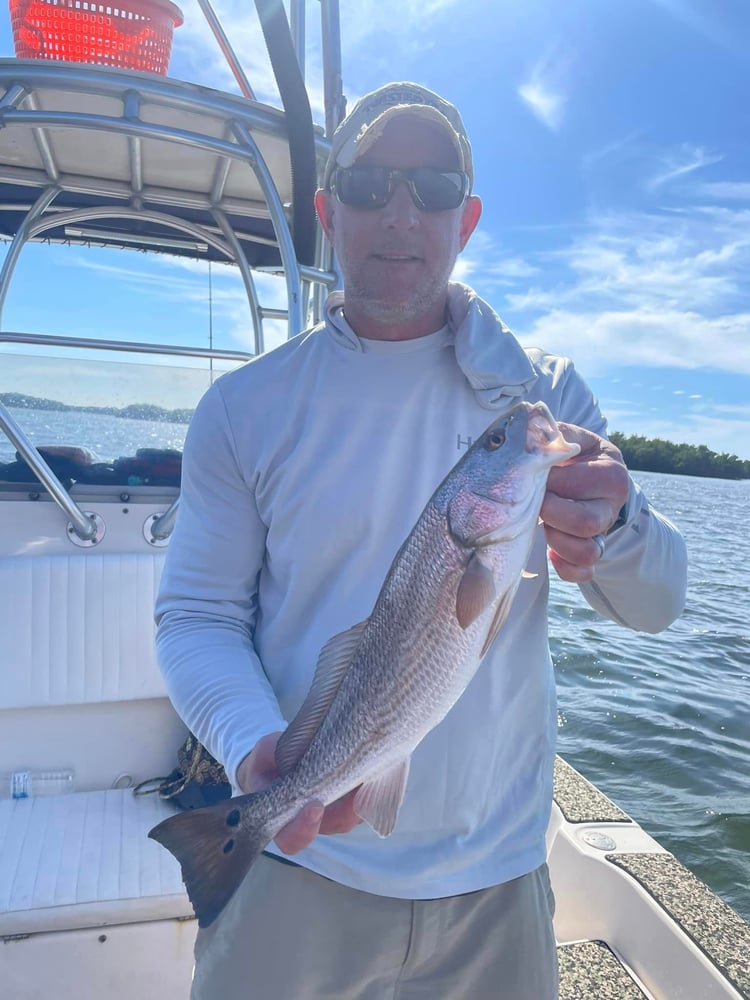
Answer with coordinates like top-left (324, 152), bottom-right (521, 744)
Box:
top-left (1, 0), bottom-right (749, 457)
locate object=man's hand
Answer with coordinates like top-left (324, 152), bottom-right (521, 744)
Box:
top-left (540, 423), bottom-right (629, 583)
top-left (235, 732), bottom-right (362, 855)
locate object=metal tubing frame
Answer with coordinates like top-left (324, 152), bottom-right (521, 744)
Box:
top-left (0, 185), bottom-right (59, 325)
top-left (195, 0), bottom-right (256, 101)
top-left (231, 118), bottom-right (304, 336)
top-left (320, 0), bottom-right (345, 140)
top-left (0, 45), bottom-right (342, 532)
top-left (289, 0), bottom-right (306, 80)
top-left (28, 205), bottom-right (234, 256)
top-left (0, 100), bottom-right (335, 339)
top-left (0, 331), bottom-right (252, 361)
top-left (0, 85), bottom-right (332, 164)
top-left (150, 497), bottom-right (180, 541)
top-left (1, 329), bottom-right (244, 544)
top-left (211, 206), bottom-right (265, 354)
top-left (0, 400), bottom-right (96, 540)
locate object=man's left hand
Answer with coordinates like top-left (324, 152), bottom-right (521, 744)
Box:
top-left (540, 423), bottom-right (629, 583)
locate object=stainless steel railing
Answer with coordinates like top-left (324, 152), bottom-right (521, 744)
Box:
top-left (0, 399), bottom-right (97, 541)
top-left (0, 333), bottom-right (250, 541)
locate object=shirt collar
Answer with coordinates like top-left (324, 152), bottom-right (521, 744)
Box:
top-left (323, 282), bottom-right (538, 408)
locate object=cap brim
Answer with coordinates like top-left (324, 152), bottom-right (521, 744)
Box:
top-left (335, 105), bottom-right (467, 172)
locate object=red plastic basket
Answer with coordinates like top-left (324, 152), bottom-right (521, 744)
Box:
top-left (9, 0), bottom-right (183, 75)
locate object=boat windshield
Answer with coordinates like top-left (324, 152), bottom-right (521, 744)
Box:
top-left (0, 350), bottom-right (242, 489)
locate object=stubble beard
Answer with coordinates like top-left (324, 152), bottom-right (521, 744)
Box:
top-left (343, 259), bottom-right (455, 329)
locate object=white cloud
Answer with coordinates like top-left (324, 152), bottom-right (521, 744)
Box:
top-left (517, 49), bottom-right (569, 131)
top-left (491, 204), bottom-right (750, 379)
top-left (582, 131), bottom-right (642, 171)
top-left (515, 307), bottom-right (750, 377)
top-left (518, 81), bottom-right (565, 131)
top-left (453, 230), bottom-right (538, 287)
top-left (172, 0), bottom-right (284, 106)
top-left (171, 0), bottom-right (463, 123)
top-left (645, 144), bottom-right (723, 191)
top-left (608, 407), bottom-right (750, 461)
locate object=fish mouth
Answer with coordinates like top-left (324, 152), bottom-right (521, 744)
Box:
top-left (525, 402), bottom-right (578, 460)
top-left (525, 402), bottom-right (557, 449)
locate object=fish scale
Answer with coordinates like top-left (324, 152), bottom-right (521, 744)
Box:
top-left (149, 400), bottom-right (580, 928)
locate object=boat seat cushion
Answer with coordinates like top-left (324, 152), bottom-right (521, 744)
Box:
top-left (0, 789), bottom-right (192, 935)
top-left (0, 552), bottom-right (166, 710)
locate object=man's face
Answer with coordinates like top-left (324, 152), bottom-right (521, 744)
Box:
top-left (316, 117), bottom-right (481, 335)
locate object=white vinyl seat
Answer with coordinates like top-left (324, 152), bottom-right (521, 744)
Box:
top-left (0, 788), bottom-right (192, 935)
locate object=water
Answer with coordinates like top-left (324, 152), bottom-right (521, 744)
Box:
top-left (0, 406), bottom-right (189, 465)
top-left (554, 471), bottom-right (750, 922)
top-left (2, 410), bottom-right (749, 922)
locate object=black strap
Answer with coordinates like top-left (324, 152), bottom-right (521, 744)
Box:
top-left (254, 0), bottom-right (318, 268)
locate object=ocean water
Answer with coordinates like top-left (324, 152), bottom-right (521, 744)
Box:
top-left (554, 471), bottom-right (750, 923)
top-left (0, 406), bottom-right (190, 464)
top-left (2, 411), bottom-right (749, 922)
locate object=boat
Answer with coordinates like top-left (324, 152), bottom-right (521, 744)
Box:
top-left (0, 2), bottom-right (748, 997)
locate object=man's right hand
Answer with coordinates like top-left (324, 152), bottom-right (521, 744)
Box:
top-left (235, 731), bottom-right (363, 855)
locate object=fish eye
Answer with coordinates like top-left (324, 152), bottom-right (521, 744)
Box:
top-left (485, 431), bottom-right (505, 451)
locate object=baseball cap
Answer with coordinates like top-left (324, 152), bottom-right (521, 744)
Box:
top-left (322, 82), bottom-right (474, 191)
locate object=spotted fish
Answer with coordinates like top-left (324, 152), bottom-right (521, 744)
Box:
top-left (149, 400), bottom-right (579, 927)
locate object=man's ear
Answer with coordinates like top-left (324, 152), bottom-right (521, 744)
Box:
top-left (315, 189), bottom-right (335, 244)
top-left (459, 195), bottom-right (482, 251)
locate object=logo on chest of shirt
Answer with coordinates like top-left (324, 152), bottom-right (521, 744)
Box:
top-left (457, 433), bottom-right (473, 451)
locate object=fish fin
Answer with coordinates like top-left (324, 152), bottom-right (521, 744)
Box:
top-left (148, 793), bottom-right (268, 928)
top-left (456, 552), bottom-right (496, 629)
top-left (275, 619), bottom-right (369, 777)
top-left (521, 570), bottom-right (538, 579)
top-left (479, 586), bottom-right (518, 658)
top-left (354, 757), bottom-right (411, 838)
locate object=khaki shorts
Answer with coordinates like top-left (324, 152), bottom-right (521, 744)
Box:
top-left (191, 854), bottom-right (557, 1000)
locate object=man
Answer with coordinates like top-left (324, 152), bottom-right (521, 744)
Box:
top-left (156, 82), bottom-right (687, 998)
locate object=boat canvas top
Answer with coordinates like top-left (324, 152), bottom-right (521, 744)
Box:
top-left (0, 60), bottom-right (296, 259)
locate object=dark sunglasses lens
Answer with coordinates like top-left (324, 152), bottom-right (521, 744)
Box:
top-left (411, 169), bottom-right (466, 210)
top-left (335, 168), bottom-right (391, 208)
top-left (334, 167), bottom-right (468, 211)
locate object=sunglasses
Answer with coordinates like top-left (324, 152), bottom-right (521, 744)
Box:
top-left (331, 166), bottom-right (469, 212)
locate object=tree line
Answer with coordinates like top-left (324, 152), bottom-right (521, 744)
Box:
top-left (609, 432), bottom-right (750, 480)
top-left (0, 392), bottom-right (192, 424)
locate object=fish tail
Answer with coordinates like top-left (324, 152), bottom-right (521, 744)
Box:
top-left (149, 794), bottom-right (271, 928)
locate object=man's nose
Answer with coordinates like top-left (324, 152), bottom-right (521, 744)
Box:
top-left (380, 181), bottom-right (420, 228)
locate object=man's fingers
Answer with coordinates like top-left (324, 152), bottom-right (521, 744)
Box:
top-left (546, 462), bottom-right (628, 508)
top-left (273, 801), bottom-right (325, 855)
top-left (540, 494), bottom-right (618, 538)
top-left (557, 422), bottom-right (624, 462)
top-left (318, 787), bottom-right (363, 835)
top-left (547, 546), bottom-right (597, 584)
top-left (544, 524), bottom-right (604, 572)
top-left (236, 731), bottom-right (284, 794)
top-left (273, 789), bottom-right (363, 855)
top-left (538, 423), bottom-right (629, 581)
top-left (548, 424), bottom-right (628, 512)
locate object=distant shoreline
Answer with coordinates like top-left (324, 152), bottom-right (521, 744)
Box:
top-left (2, 393), bottom-right (748, 479)
top-left (0, 392), bottom-right (192, 425)
top-left (609, 432), bottom-right (749, 481)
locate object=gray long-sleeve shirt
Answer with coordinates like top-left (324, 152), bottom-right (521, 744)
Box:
top-left (155, 282), bottom-right (687, 898)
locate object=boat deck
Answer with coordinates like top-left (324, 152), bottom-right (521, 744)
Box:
top-left (559, 940), bottom-right (649, 998)
top-left (3, 758), bottom-right (748, 998)
top-left (552, 757), bottom-right (750, 999)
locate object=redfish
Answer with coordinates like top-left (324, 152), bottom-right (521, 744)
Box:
top-left (149, 400), bottom-right (579, 927)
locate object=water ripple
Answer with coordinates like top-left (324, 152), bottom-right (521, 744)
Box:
top-left (553, 472), bottom-right (750, 922)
